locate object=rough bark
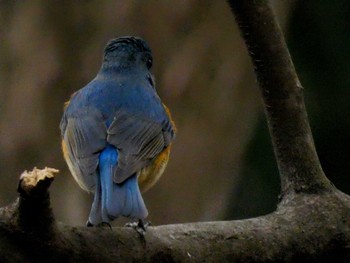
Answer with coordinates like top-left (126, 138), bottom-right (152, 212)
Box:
top-left (1, 1), bottom-right (350, 262)
top-left (227, 0), bottom-right (332, 196)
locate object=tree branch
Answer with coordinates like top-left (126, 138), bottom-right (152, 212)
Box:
top-left (1, 1), bottom-right (350, 262)
top-left (227, 0), bottom-right (332, 195)
top-left (1, 174), bottom-right (349, 262)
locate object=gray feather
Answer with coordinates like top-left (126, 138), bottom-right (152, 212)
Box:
top-left (107, 110), bottom-right (168, 184)
top-left (63, 111), bottom-right (107, 191)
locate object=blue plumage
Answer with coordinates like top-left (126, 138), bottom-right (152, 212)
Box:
top-left (88, 145), bottom-right (147, 224)
top-left (60, 36), bottom-right (175, 226)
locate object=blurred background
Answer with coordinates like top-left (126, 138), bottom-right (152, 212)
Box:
top-left (0, 0), bottom-right (349, 226)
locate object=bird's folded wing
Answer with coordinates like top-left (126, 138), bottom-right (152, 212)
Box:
top-left (62, 112), bottom-right (107, 191)
top-left (107, 110), bottom-right (171, 184)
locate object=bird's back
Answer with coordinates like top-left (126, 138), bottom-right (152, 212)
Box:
top-left (63, 70), bottom-right (168, 129)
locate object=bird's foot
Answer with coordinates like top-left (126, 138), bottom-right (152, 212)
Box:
top-left (125, 219), bottom-right (151, 237)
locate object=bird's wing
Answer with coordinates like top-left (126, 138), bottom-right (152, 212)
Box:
top-left (61, 109), bottom-right (107, 192)
top-left (107, 109), bottom-right (174, 184)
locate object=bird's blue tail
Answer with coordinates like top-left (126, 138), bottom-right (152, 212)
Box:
top-left (88, 145), bottom-right (148, 225)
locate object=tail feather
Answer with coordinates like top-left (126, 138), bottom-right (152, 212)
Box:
top-left (87, 173), bottom-right (103, 225)
top-left (108, 175), bottom-right (148, 219)
top-left (89, 145), bottom-right (148, 224)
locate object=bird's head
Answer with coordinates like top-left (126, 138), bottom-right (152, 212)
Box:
top-left (103, 36), bottom-right (153, 70)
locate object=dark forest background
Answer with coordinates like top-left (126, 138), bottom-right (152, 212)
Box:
top-left (0, 0), bottom-right (349, 226)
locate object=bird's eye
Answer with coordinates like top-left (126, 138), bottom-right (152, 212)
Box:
top-left (146, 58), bottom-right (152, 69)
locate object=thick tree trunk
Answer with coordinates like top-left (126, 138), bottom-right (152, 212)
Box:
top-left (1, 1), bottom-right (350, 262)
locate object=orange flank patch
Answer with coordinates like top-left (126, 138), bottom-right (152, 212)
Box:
top-left (138, 145), bottom-right (172, 193)
top-left (163, 103), bottom-right (177, 133)
top-left (61, 139), bottom-right (69, 161)
top-left (63, 100), bottom-right (70, 111)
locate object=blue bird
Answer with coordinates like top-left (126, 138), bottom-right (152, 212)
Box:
top-left (60, 36), bottom-right (176, 228)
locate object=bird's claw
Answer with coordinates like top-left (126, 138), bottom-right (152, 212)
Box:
top-left (125, 219), bottom-right (151, 237)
